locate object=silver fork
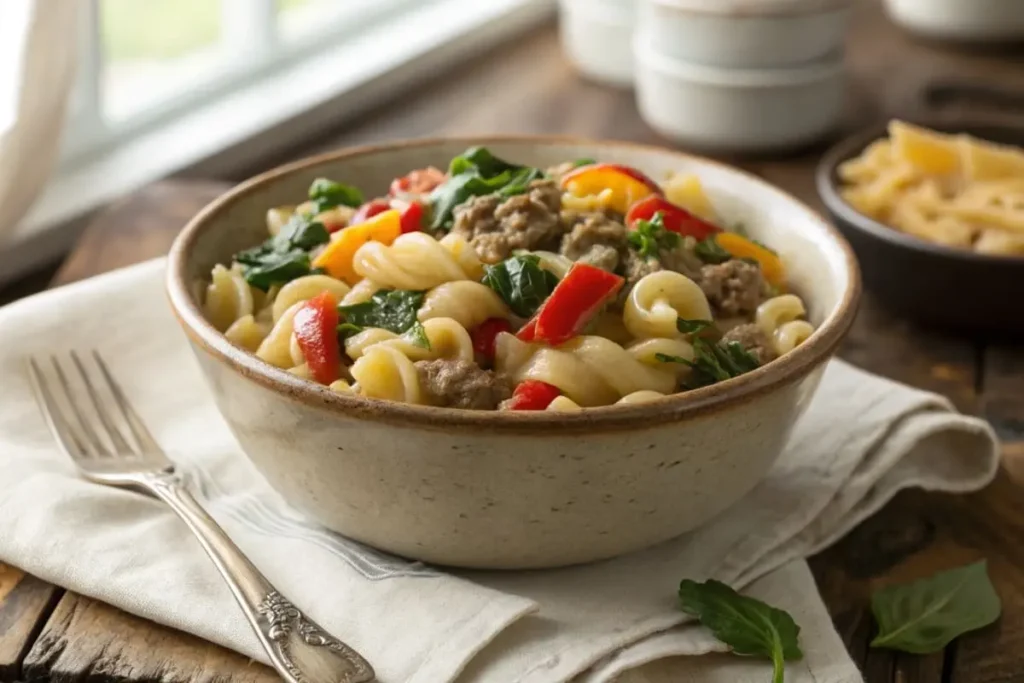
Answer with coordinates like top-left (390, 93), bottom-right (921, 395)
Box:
top-left (28, 351), bottom-right (375, 683)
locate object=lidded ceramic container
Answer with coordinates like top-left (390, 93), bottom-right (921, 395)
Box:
top-left (558, 0), bottom-right (636, 87)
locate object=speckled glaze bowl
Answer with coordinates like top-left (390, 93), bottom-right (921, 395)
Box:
top-left (166, 137), bottom-right (860, 569)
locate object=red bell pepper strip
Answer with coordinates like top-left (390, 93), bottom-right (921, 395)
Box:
top-left (533, 263), bottom-right (624, 346)
top-left (398, 201), bottom-right (425, 233)
top-left (504, 380), bottom-right (561, 411)
top-left (515, 316), bottom-right (538, 342)
top-left (625, 196), bottom-right (721, 241)
top-left (471, 317), bottom-right (513, 360)
top-left (292, 291), bottom-right (342, 385)
top-left (350, 199), bottom-right (391, 226)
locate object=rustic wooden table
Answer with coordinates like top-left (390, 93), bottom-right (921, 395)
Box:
top-left (2, 2), bottom-right (1023, 682)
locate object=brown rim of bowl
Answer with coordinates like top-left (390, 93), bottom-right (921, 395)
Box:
top-left (817, 121), bottom-right (1024, 265)
top-left (167, 134), bottom-right (861, 435)
top-left (647, 0), bottom-right (852, 18)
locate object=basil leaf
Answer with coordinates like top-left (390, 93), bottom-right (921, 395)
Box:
top-left (497, 167), bottom-right (546, 198)
top-left (449, 146), bottom-right (521, 177)
top-left (679, 579), bottom-right (802, 683)
top-left (695, 237), bottom-right (731, 264)
top-left (338, 289), bottom-right (425, 335)
top-left (405, 321), bottom-right (432, 350)
top-left (655, 353), bottom-right (691, 364)
top-left (627, 212), bottom-right (681, 258)
top-left (430, 147), bottom-right (546, 230)
top-left (683, 339), bottom-right (761, 389)
top-left (482, 255), bottom-right (560, 318)
top-left (571, 157), bottom-right (596, 168)
top-left (308, 177), bottom-right (363, 212)
top-left (233, 212), bottom-right (331, 291)
top-left (677, 318), bottom-right (712, 334)
top-left (336, 322), bottom-right (364, 341)
top-left (870, 560), bottom-right (1001, 654)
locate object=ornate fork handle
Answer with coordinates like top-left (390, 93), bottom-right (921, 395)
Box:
top-left (145, 474), bottom-right (375, 683)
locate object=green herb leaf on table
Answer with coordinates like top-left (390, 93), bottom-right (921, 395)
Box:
top-left (627, 212), bottom-right (682, 259)
top-left (430, 147), bottom-right (546, 230)
top-left (679, 579), bottom-right (802, 683)
top-left (338, 289), bottom-right (426, 335)
top-left (308, 177), bottom-right (364, 213)
top-left (481, 254), bottom-right (560, 318)
top-left (870, 560), bottom-right (1001, 654)
top-left (694, 236), bottom-right (732, 264)
top-left (676, 318), bottom-right (712, 335)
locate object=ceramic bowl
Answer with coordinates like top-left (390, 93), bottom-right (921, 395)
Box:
top-left (167, 137), bottom-right (860, 569)
top-left (558, 0), bottom-right (635, 87)
top-left (884, 0), bottom-right (1024, 43)
top-left (638, 0), bottom-right (852, 68)
top-left (635, 44), bottom-right (846, 153)
top-left (817, 122), bottom-right (1024, 337)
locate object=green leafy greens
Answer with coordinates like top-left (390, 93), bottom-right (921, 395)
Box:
top-left (870, 560), bottom-right (1001, 654)
top-left (676, 318), bottom-right (712, 335)
top-left (627, 212), bottom-right (682, 258)
top-left (233, 211), bottom-right (331, 291)
top-left (694, 236), bottom-right (732, 264)
top-left (657, 338), bottom-right (760, 388)
top-left (429, 147), bottom-right (546, 230)
top-left (338, 290), bottom-right (430, 348)
top-left (307, 177), bottom-right (364, 214)
top-left (679, 579), bottom-right (802, 683)
top-left (481, 254), bottom-right (560, 318)
top-left (571, 157), bottom-right (596, 168)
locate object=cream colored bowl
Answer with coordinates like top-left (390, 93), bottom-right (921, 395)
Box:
top-left (166, 138), bottom-right (860, 569)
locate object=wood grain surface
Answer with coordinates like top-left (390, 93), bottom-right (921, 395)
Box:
top-left (2, 1), bottom-right (1023, 681)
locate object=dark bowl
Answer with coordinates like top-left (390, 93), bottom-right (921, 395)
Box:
top-left (816, 121), bottom-right (1024, 337)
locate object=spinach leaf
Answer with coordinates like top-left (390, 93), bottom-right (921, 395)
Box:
top-left (233, 214), bottom-right (331, 291)
top-left (676, 318), bottom-right (712, 335)
top-left (338, 289), bottom-right (425, 335)
top-left (571, 157), bottom-right (596, 168)
top-left (870, 560), bottom-right (1001, 654)
top-left (482, 254), bottom-right (560, 318)
top-left (308, 177), bottom-right (364, 213)
top-left (695, 236), bottom-right (732, 264)
top-left (681, 339), bottom-right (761, 389)
top-left (679, 579), bottom-right (802, 683)
top-left (405, 321), bottom-right (431, 350)
top-left (430, 147), bottom-right (545, 230)
top-left (655, 352), bottom-right (691, 364)
top-left (337, 322), bottom-right (364, 341)
top-left (627, 212), bottom-right (681, 258)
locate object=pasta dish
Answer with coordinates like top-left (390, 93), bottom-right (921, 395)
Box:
top-left (202, 149), bottom-right (816, 411)
top-left (839, 120), bottom-right (1024, 256)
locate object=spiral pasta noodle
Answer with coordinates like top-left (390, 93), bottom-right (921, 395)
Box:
top-left (256, 301), bottom-right (305, 368)
top-left (271, 275), bottom-right (351, 322)
top-left (623, 271), bottom-right (713, 340)
top-left (224, 315), bottom-right (270, 352)
top-left (350, 346), bottom-right (424, 404)
top-left (353, 232), bottom-right (484, 291)
top-left (547, 390), bottom-right (667, 412)
top-left (418, 281), bottom-right (513, 330)
top-left (204, 264), bottom-right (255, 332)
top-left (344, 317), bottom-right (474, 362)
top-left (755, 294), bottom-right (815, 355)
top-left (495, 333), bottom-right (675, 406)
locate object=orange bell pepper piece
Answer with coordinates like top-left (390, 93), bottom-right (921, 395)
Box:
top-left (561, 163), bottom-right (662, 215)
top-left (714, 233), bottom-right (786, 289)
top-left (312, 209), bottom-right (401, 283)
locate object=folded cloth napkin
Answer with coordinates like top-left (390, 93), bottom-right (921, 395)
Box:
top-left (0, 259), bottom-right (999, 683)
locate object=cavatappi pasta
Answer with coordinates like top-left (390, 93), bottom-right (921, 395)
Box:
top-left (839, 120), bottom-right (1024, 256)
top-left (201, 148), bottom-right (816, 411)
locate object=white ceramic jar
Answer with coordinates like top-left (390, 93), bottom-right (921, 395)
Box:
top-left (884, 0), bottom-right (1024, 42)
top-left (634, 43), bottom-right (846, 152)
top-left (638, 0), bottom-right (852, 68)
top-left (558, 0), bottom-right (636, 87)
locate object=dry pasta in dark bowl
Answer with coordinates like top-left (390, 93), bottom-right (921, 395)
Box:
top-left (817, 119), bottom-right (1024, 336)
top-left (167, 138), bottom-right (857, 569)
top-left (203, 148), bottom-right (821, 410)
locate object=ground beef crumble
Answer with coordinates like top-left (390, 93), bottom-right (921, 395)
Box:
top-left (721, 323), bottom-right (777, 366)
top-left (414, 359), bottom-right (512, 410)
top-left (559, 212), bottom-right (628, 272)
top-left (699, 260), bottom-right (767, 317)
top-left (450, 179), bottom-right (564, 263)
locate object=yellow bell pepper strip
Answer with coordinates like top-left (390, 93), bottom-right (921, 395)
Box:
top-left (713, 233), bottom-right (786, 289)
top-left (312, 209), bottom-right (401, 283)
top-left (561, 163), bottom-right (663, 215)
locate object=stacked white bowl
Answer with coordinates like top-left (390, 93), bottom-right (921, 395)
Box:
top-left (558, 0), bottom-right (637, 88)
top-left (633, 0), bottom-right (853, 153)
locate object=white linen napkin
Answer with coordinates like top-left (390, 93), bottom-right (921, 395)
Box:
top-left (0, 259), bottom-right (999, 683)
